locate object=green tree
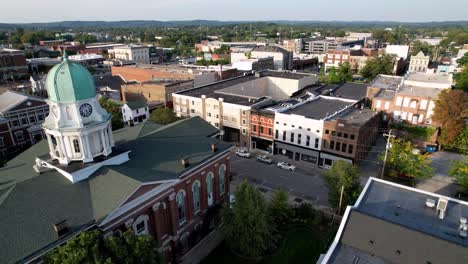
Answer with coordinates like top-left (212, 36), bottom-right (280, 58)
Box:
top-left (149, 107), bottom-right (182, 125)
top-left (383, 138), bottom-right (433, 179)
top-left (44, 230), bottom-right (105, 264)
top-left (432, 90), bottom-right (468, 145)
top-left (44, 230), bottom-right (161, 264)
top-left (410, 40), bottom-right (432, 56)
top-left (105, 230), bottom-right (161, 264)
top-left (319, 66), bottom-right (327, 83)
top-left (448, 159), bottom-right (468, 193)
top-left (328, 67), bottom-right (340, 84)
top-left (337, 62), bottom-right (353, 83)
top-left (269, 188), bottom-right (289, 225)
top-left (99, 97), bottom-right (124, 130)
top-left (222, 180), bottom-right (274, 257)
top-left (454, 65), bottom-right (468, 92)
top-left (325, 160), bottom-right (361, 212)
top-left (74, 33), bottom-right (98, 44)
top-left (456, 53), bottom-right (468, 67)
top-left (360, 54), bottom-right (395, 81)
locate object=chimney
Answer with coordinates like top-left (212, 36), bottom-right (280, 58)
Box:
top-left (53, 220), bottom-right (69, 237)
top-left (122, 84), bottom-right (128, 103)
top-left (211, 143), bottom-right (218, 152)
top-left (181, 158), bottom-right (190, 168)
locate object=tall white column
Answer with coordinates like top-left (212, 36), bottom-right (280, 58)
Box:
top-left (84, 134), bottom-right (93, 159)
top-left (100, 130), bottom-right (108, 156)
top-left (46, 133), bottom-right (55, 158)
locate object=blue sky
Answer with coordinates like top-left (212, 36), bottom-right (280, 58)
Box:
top-left (3, 0), bottom-right (467, 23)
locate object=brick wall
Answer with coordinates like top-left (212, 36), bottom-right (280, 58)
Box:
top-left (250, 112), bottom-right (274, 140)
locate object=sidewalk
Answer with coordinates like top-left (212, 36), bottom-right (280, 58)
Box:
top-left (179, 229), bottom-right (223, 264)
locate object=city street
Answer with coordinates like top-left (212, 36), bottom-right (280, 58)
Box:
top-left (230, 154), bottom-right (330, 207)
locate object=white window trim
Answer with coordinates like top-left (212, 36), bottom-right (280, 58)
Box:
top-left (132, 214), bottom-right (149, 236)
top-left (219, 164), bottom-right (226, 195)
top-left (192, 180), bottom-right (201, 214)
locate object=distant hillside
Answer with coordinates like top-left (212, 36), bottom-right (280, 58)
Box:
top-left (1, 20), bottom-right (468, 30)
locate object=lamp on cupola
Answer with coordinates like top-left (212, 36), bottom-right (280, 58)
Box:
top-left (41, 48), bottom-right (115, 165)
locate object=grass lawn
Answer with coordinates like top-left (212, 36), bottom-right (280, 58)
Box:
top-left (391, 123), bottom-right (436, 140)
top-left (201, 227), bottom-right (327, 264)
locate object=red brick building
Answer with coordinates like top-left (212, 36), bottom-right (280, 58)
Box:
top-left (0, 91), bottom-right (49, 158)
top-left (0, 48), bottom-right (28, 81)
top-left (250, 109), bottom-right (275, 153)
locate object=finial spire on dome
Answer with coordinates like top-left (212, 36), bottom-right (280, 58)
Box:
top-left (63, 49), bottom-right (69, 62)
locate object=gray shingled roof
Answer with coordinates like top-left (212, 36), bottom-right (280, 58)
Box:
top-left (0, 116), bottom-right (229, 263)
top-left (0, 90), bottom-right (45, 113)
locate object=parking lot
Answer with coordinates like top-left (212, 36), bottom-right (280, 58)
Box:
top-left (230, 153), bottom-right (330, 207)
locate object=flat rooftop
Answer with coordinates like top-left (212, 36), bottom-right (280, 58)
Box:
top-left (115, 63), bottom-right (229, 74)
top-left (324, 178), bottom-right (468, 264)
top-left (405, 72), bottom-right (452, 84)
top-left (371, 75), bottom-right (403, 90)
top-left (329, 107), bottom-right (378, 126)
top-left (176, 70), bottom-right (316, 106)
top-left (357, 180), bottom-right (468, 247)
top-left (283, 96), bottom-right (356, 120)
top-left (398, 85), bottom-right (446, 99)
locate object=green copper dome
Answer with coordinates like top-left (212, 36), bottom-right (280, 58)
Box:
top-left (46, 53), bottom-right (96, 103)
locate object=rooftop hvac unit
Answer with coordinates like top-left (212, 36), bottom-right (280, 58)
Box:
top-left (425, 198), bottom-right (436, 208)
top-left (459, 217), bottom-right (467, 238)
top-left (437, 198), bottom-right (448, 220)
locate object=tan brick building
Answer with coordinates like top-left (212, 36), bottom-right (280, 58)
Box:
top-left (321, 108), bottom-right (382, 167)
top-left (112, 64), bottom-right (239, 87)
top-left (367, 73), bottom-right (452, 125)
top-left (123, 80), bottom-right (193, 107)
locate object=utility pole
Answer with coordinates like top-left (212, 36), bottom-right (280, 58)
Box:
top-left (381, 129), bottom-right (395, 179)
top-left (338, 185), bottom-right (344, 215)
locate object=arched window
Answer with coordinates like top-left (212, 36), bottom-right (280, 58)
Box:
top-left (132, 215), bottom-right (149, 236)
top-left (192, 181), bottom-right (201, 213)
top-left (219, 165), bottom-right (226, 195)
top-left (176, 191), bottom-right (186, 223)
top-left (73, 139), bottom-right (80, 153)
top-left (206, 172), bottom-right (214, 207)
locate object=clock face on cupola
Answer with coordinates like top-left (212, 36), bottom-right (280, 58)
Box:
top-left (79, 103), bottom-right (93, 117)
top-left (41, 50), bottom-right (114, 165)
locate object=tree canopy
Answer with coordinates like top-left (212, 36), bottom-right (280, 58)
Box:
top-left (410, 40), bottom-right (433, 56)
top-left (99, 97), bottom-right (124, 130)
top-left (149, 107), bottom-right (182, 125)
top-left (337, 62), bottom-right (353, 83)
top-left (448, 159), bottom-right (468, 193)
top-left (432, 90), bottom-right (468, 145)
top-left (360, 54), bottom-right (395, 81)
top-left (44, 230), bottom-right (161, 264)
top-left (222, 180), bottom-right (275, 257)
top-left (383, 138), bottom-right (433, 179)
top-left (325, 160), bottom-right (361, 212)
top-left (269, 188), bottom-right (290, 226)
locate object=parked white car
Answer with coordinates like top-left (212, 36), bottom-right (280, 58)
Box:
top-left (276, 161), bottom-right (296, 171)
top-left (256, 155), bottom-right (273, 164)
top-left (235, 149), bottom-right (251, 158)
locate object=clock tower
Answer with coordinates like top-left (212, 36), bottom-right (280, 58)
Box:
top-left (42, 52), bottom-right (114, 165)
